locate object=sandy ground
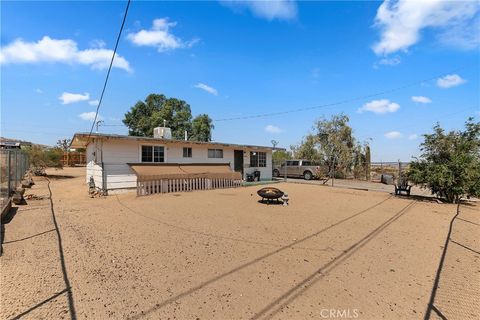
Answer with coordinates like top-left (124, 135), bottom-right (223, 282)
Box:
top-left (278, 177), bottom-right (425, 196)
top-left (1, 167), bottom-right (478, 320)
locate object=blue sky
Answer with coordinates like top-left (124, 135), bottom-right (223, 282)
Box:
top-left (1, 0), bottom-right (479, 161)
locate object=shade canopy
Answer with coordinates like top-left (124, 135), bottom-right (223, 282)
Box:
top-left (129, 163), bottom-right (242, 181)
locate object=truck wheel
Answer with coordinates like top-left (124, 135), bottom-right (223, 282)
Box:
top-left (303, 171), bottom-right (313, 180)
top-left (273, 169), bottom-right (280, 177)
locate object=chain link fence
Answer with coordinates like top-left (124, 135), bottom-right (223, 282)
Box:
top-left (272, 158), bottom-right (409, 183)
top-left (1, 149), bottom-right (29, 212)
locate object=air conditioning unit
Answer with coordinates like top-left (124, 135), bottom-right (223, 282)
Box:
top-left (153, 127), bottom-right (172, 139)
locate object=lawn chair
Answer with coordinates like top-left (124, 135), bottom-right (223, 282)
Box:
top-left (395, 177), bottom-right (411, 196)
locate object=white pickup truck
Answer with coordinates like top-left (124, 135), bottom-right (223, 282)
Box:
top-left (272, 160), bottom-right (320, 180)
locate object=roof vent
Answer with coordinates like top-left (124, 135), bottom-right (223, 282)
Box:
top-left (153, 127), bottom-right (172, 139)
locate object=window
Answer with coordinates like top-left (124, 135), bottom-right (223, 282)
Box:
top-left (208, 149), bottom-right (223, 158)
top-left (250, 151), bottom-right (267, 167)
top-left (287, 160), bottom-right (299, 166)
top-left (141, 145), bottom-right (164, 163)
top-left (141, 145), bottom-right (152, 162)
top-left (183, 147), bottom-right (192, 158)
top-left (302, 161), bottom-right (312, 166)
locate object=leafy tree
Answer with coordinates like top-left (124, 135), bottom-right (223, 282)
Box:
top-left (315, 114), bottom-right (356, 176)
top-left (291, 134), bottom-right (320, 161)
top-left (56, 138), bottom-right (72, 151)
top-left (290, 114), bottom-right (369, 179)
top-left (408, 118), bottom-right (480, 203)
top-left (123, 93), bottom-right (214, 142)
top-left (123, 94), bottom-right (193, 139)
top-left (190, 114), bottom-right (214, 142)
top-left (272, 150), bottom-right (293, 164)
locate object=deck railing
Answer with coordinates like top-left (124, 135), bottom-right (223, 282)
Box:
top-left (137, 177), bottom-right (243, 196)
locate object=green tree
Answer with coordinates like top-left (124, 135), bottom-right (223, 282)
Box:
top-left (291, 134), bottom-right (320, 161)
top-left (289, 114), bottom-right (369, 178)
top-left (315, 114), bottom-right (356, 177)
top-left (272, 150), bottom-right (293, 164)
top-left (190, 114), bottom-right (214, 142)
top-left (408, 118), bottom-right (480, 203)
top-left (123, 94), bottom-right (193, 139)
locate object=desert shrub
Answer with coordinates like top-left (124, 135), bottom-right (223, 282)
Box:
top-left (408, 118), bottom-right (480, 203)
top-left (24, 145), bottom-right (63, 173)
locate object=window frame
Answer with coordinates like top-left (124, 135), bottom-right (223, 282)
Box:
top-left (250, 151), bottom-right (267, 167)
top-left (183, 147), bottom-right (192, 158)
top-left (140, 144), bottom-right (165, 163)
top-left (207, 148), bottom-right (223, 159)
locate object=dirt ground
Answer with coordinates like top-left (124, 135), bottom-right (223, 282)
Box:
top-left (1, 167), bottom-right (478, 320)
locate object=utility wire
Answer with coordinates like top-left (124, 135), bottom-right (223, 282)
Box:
top-left (213, 65), bottom-right (470, 122)
top-left (356, 106), bottom-right (478, 140)
top-left (86, 0), bottom-right (131, 143)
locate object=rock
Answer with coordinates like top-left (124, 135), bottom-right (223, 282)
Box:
top-left (21, 178), bottom-right (34, 188)
top-left (12, 192), bottom-right (24, 205)
top-left (16, 188), bottom-right (25, 196)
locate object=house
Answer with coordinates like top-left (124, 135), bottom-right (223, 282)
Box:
top-left (71, 128), bottom-right (283, 194)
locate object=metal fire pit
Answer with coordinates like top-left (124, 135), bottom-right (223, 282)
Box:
top-left (257, 187), bottom-right (284, 204)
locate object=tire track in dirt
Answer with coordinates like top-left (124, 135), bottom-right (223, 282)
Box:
top-left (10, 177), bottom-right (77, 320)
top-left (251, 199), bottom-right (419, 320)
top-left (115, 193), bottom-right (394, 252)
top-left (126, 194), bottom-right (398, 319)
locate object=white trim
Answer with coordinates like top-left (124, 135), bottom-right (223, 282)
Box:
top-left (207, 148), bottom-right (224, 159)
top-left (139, 144), bottom-right (167, 163)
top-left (182, 146), bottom-right (193, 158)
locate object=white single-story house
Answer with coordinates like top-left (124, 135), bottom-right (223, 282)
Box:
top-left (71, 128), bottom-right (283, 193)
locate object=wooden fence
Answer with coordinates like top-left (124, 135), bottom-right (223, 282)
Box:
top-left (137, 177), bottom-right (243, 196)
top-left (61, 152), bottom-right (86, 167)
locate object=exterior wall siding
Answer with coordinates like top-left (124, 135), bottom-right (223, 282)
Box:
top-left (84, 138), bottom-right (273, 191)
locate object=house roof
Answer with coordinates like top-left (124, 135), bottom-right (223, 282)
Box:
top-left (70, 132), bottom-right (285, 151)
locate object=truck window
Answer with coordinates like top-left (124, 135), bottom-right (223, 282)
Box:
top-left (290, 161), bottom-right (299, 166)
top-left (302, 161), bottom-right (311, 166)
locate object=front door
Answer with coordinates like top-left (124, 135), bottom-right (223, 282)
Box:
top-left (234, 150), bottom-right (244, 176)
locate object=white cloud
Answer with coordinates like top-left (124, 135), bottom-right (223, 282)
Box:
top-left (89, 39), bottom-right (106, 48)
top-left (408, 134), bottom-right (418, 140)
top-left (59, 92), bottom-right (90, 105)
top-left (0, 36), bottom-right (132, 72)
top-left (34, 88), bottom-right (43, 94)
top-left (221, 0), bottom-right (297, 21)
top-left (79, 112), bottom-right (101, 122)
top-left (385, 131), bottom-right (402, 139)
top-left (411, 96), bottom-right (432, 104)
top-left (437, 74), bottom-right (466, 88)
top-left (88, 99), bottom-right (99, 106)
top-left (358, 99), bottom-right (400, 114)
top-left (264, 125), bottom-right (282, 134)
top-left (437, 13), bottom-right (480, 49)
top-left (374, 56), bottom-right (401, 68)
top-left (372, 0), bottom-right (479, 55)
top-left (194, 83), bottom-right (218, 96)
top-left (127, 18), bottom-right (198, 52)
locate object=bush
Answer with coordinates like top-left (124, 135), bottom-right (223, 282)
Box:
top-left (24, 145), bottom-right (63, 173)
top-left (408, 118), bottom-right (480, 203)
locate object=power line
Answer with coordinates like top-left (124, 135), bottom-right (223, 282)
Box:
top-left (86, 0), bottom-right (131, 142)
top-left (212, 65), bottom-right (470, 122)
top-left (356, 106), bottom-right (478, 140)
